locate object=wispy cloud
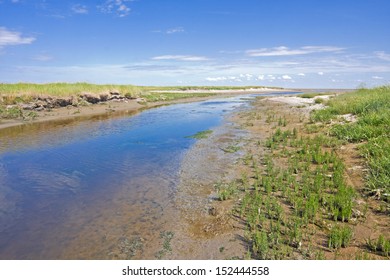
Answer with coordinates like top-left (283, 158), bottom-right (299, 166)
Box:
top-left (375, 51), bottom-right (390, 62)
top-left (0, 27), bottom-right (35, 48)
top-left (166, 27), bottom-right (185, 34)
top-left (152, 27), bottom-right (185, 35)
top-left (98, 0), bottom-right (132, 17)
top-left (72, 4), bottom-right (88, 14)
top-left (32, 53), bottom-right (53, 61)
top-left (246, 46), bottom-right (345, 57)
top-left (152, 55), bottom-right (209, 61)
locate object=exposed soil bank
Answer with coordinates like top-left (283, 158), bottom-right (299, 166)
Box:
top-left (172, 93), bottom-right (389, 260)
top-left (0, 89), bottom-right (294, 131)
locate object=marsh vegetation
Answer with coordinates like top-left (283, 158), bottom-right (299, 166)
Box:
top-left (206, 86), bottom-right (389, 259)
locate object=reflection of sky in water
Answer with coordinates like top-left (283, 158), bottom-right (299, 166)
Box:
top-left (0, 92), bottom-right (300, 258)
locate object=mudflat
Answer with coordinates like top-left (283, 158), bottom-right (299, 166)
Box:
top-left (171, 93), bottom-right (389, 260)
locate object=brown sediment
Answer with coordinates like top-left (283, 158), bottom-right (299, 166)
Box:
top-left (172, 94), bottom-right (390, 260)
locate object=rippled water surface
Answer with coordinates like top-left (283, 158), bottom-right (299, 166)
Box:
top-left (0, 93), bottom-right (298, 259)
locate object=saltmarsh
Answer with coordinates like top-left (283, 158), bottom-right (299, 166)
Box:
top-left (0, 83), bottom-right (275, 105)
top-left (211, 87), bottom-right (389, 259)
top-left (311, 86), bottom-right (390, 204)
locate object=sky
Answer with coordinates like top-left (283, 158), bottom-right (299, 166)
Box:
top-left (0, 0), bottom-right (390, 88)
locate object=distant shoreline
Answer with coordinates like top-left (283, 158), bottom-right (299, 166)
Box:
top-left (0, 88), bottom-right (299, 131)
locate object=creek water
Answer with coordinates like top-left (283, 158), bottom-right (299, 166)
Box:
top-left (0, 92), bottom-right (298, 259)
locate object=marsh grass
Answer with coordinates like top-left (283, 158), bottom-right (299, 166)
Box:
top-left (366, 235), bottom-right (390, 257)
top-left (228, 117), bottom-right (357, 259)
top-left (298, 92), bottom-right (333, 99)
top-left (221, 145), bottom-right (241, 153)
top-left (0, 83), bottom-right (275, 105)
top-left (213, 87), bottom-right (389, 259)
top-left (215, 181), bottom-right (238, 201)
top-left (118, 237), bottom-right (144, 259)
top-left (186, 130), bottom-right (213, 139)
top-left (0, 105), bottom-right (38, 120)
top-left (328, 225), bottom-right (353, 249)
top-left (311, 86), bottom-right (390, 203)
top-left (155, 231), bottom-right (174, 259)
top-left (0, 82), bottom-right (144, 103)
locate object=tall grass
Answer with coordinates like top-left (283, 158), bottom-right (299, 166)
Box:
top-left (0, 82), bottom-right (143, 98)
top-left (311, 86), bottom-right (390, 203)
top-left (0, 83), bottom-right (267, 105)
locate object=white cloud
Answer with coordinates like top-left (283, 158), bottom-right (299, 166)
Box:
top-left (72, 4), bottom-right (88, 14)
top-left (298, 73), bottom-right (305, 76)
top-left (151, 55), bottom-right (209, 61)
top-left (267, 75), bottom-right (276, 80)
top-left (205, 75), bottom-right (247, 82)
top-left (32, 54), bottom-right (53, 61)
top-left (246, 45), bottom-right (345, 57)
top-left (0, 27), bottom-right (35, 48)
top-left (166, 27), bottom-right (185, 34)
top-left (375, 51), bottom-right (390, 62)
top-left (372, 76), bottom-right (383, 80)
top-left (282, 75), bottom-right (292, 80)
top-left (318, 72), bottom-right (324, 75)
top-left (257, 75), bottom-right (265, 80)
top-left (98, 0), bottom-right (131, 17)
top-left (206, 77), bottom-right (227, 82)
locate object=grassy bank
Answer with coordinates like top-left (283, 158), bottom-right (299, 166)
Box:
top-left (208, 86), bottom-right (389, 259)
top-left (0, 83), bottom-right (282, 124)
top-left (311, 86), bottom-right (390, 204)
top-left (0, 82), bottom-right (143, 104)
top-left (0, 83), bottom-right (278, 105)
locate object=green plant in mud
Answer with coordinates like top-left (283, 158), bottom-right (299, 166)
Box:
top-left (221, 144), bottom-right (240, 153)
top-left (118, 236), bottom-right (144, 259)
top-left (215, 181), bottom-right (238, 201)
top-left (233, 117), bottom-right (360, 259)
top-left (328, 225), bottom-right (353, 249)
top-left (366, 235), bottom-right (390, 257)
top-left (0, 105), bottom-right (38, 121)
top-left (155, 231), bottom-right (174, 259)
top-left (186, 129), bottom-right (213, 139)
top-left (0, 106), bottom-right (23, 119)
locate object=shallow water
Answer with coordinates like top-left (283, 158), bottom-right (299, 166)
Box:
top-left (0, 92), bottom-right (299, 259)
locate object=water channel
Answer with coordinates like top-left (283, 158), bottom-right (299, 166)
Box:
top-left (0, 92), bottom-right (299, 259)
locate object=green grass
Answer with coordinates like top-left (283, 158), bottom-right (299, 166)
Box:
top-left (0, 83), bottom-right (285, 116)
top-left (0, 82), bottom-right (144, 103)
top-left (215, 181), bottom-right (238, 201)
top-left (221, 144), bottom-right (241, 153)
top-left (0, 83), bottom-right (281, 105)
top-left (229, 120), bottom-right (357, 259)
top-left (328, 225), bottom-right (353, 249)
top-left (311, 86), bottom-right (390, 203)
top-left (298, 92), bottom-right (333, 99)
top-left (366, 235), bottom-right (390, 257)
top-left (186, 129), bottom-right (213, 139)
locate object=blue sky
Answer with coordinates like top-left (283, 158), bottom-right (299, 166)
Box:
top-left (1, 0), bottom-right (389, 88)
